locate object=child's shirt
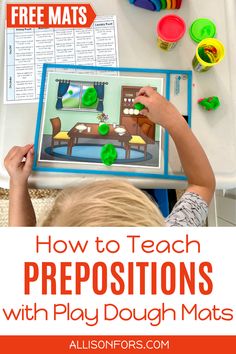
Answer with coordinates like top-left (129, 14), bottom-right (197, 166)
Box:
top-left (165, 192), bottom-right (208, 227)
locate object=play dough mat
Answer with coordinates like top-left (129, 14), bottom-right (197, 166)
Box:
top-left (34, 64), bottom-right (192, 180)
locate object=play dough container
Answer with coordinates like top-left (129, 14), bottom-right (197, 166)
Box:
top-left (157, 14), bottom-right (186, 51)
top-left (189, 18), bottom-right (216, 43)
top-left (192, 38), bottom-right (225, 72)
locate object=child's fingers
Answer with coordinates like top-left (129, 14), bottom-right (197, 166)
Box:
top-left (24, 147), bottom-right (34, 173)
top-left (136, 86), bottom-right (155, 97)
top-left (14, 145), bottom-right (34, 163)
top-left (133, 95), bottom-right (150, 107)
top-left (5, 144), bottom-right (33, 162)
top-left (140, 109), bottom-right (149, 116)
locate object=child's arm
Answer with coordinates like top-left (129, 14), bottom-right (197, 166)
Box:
top-left (134, 87), bottom-right (216, 205)
top-left (4, 145), bottom-right (36, 226)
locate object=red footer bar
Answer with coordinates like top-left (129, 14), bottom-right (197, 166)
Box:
top-left (0, 336), bottom-right (236, 354)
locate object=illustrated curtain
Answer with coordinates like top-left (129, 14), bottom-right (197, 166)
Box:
top-left (56, 81), bottom-right (70, 109)
top-left (94, 83), bottom-right (105, 112)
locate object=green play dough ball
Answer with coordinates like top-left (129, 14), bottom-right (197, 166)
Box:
top-left (98, 123), bottom-right (110, 136)
top-left (82, 87), bottom-right (98, 107)
top-left (134, 102), bottom-right (145, 111)
top-left (101, 144), bottom-right (118, 166)
top-left (198, 96), bottom-right (220, 111)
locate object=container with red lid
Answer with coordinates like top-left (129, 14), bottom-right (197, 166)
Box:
top-left (157, 14), bottom-right (186, 50)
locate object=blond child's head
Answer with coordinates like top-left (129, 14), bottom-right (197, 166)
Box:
top-left (41, 179), bottom-right (165, 227)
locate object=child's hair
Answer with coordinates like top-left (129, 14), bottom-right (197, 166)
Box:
top-left (41, 179), bottom-right (165, 227)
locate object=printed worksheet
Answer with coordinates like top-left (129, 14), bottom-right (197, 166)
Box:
top-left (5, 16), bottom-right (119, 103)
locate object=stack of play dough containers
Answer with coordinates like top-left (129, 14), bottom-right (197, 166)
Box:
top-left (189, 18), bottom-right (225, 72)
top-left (129, 0), bottom-right (183, 11)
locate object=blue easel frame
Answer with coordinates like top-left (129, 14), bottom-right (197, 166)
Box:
top-left (33, 64), bottom-right (192, 181)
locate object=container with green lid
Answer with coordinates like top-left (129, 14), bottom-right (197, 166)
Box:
top-left (189, 18), bottom-right (216, 43)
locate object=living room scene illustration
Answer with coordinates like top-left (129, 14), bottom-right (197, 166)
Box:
top-left (39, 73), bottom-right (164, 168)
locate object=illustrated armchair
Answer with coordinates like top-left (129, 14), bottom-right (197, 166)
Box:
top-left (50, 117), bottom-right (70, 149)
top-left (124, 122), bottom-right (153, 159)
top-left (127, 135), bottom-right (147, 158)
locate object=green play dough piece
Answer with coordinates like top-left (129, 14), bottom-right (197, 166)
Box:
top-left (160, 0), bottom-right (167, 9)
top-left (98, 123), bottom-right (110, 136)
top-left (198, 47), bottom-right (212, 63)
top-left (189, 18), bottom-right (216, 43)
top-left (82, 87), bottom-right (98, 107)
top-left (68, 90), bottom-right (73, 95)
top-left (134, 102), bottom-right (146, 111)
top-left (101, 144), bottom-right (118, 166)
top-left (198, 96), bottom-right (220, 111)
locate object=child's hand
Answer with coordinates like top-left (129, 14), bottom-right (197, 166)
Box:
top-left (4, 145), bottom-right (34, 187)
top-left (134, 86), bottom-right (182, 128)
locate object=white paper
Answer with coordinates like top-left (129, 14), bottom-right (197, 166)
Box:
top-left (4, 16), bottom-right (119, 104)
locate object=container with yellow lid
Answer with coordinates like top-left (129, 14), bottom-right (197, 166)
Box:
top-left (192, 38), bottom-right (225, 72)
